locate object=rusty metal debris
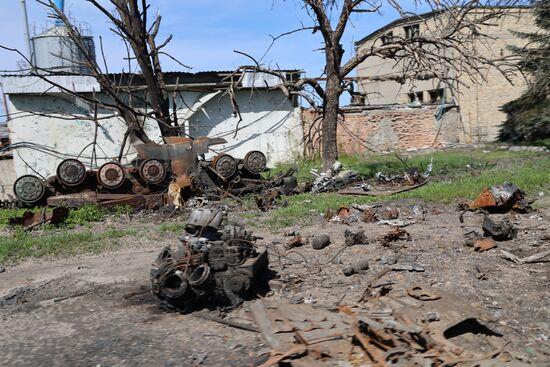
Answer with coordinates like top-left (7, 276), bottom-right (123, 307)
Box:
top-left (285, 236), bottom-right (306, 250)
top-left (249, 292), bottom-right (510, 367)
top-left (12, 137), bottom-right (291, 210)
top-left (8, 207), bottom-right (69, 230)
top-left (150, 208), bottom-right (269, 312)
top-left (474, 238), bottom-right (498, 252)
top-left (482, 215), bottom-right (517, 241)
top-left (310, 161), bottom-right (359, 193)
top-left (469, 182), bottom-right (531, 212)
top-left (378, 227), bottom-right (411, 246)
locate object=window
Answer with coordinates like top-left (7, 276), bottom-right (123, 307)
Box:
top-left (380, 31), bottom-right (394, 45)
top-left (404, 24), bottom-right (420, 39)
top-left (428, 88), bottom-right (445, 103)
top-left (408, 91), bottom-right (424, 103)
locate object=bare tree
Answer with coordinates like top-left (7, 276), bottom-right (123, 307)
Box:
top-left (2, 0), bottom-right (188, 145)
top-left (232, 0), bottom-right (525, 167)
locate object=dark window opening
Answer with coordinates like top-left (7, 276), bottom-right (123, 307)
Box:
top-left (404, 24), bottom-right (420, 39)
top-left (408, 91), bottom-right (424, 103)
top-left (428, 88), bottom-right (445, 103)
top-left (380, 31), bottom-right (394, 45)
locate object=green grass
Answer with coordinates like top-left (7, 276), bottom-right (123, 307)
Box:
top-left (158, 222), bottom-right (186, 233)
top-left (65, 204), bottom-right (106, 227)
top-left (0, 227), bottom-right (137, 264)
top-left (264, 149), bottom-right (550, 229)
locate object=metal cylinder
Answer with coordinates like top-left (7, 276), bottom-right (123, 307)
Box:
top-left (243, 150), bottom-right (267, 174)
top-left (57, 158), bottom-right (86, 187)
top-left (139, 158), bottom-right (167, 184)
top-left (97, 162), bottom-right (126, 189)
top-left (13, 175), bottom-right (45, 204)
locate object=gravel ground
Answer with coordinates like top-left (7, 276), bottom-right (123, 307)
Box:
top-left (0, 198), bottom-right (548, 366)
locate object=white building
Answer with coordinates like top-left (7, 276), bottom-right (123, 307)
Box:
top-left (0, 69), bottom-right (303, 196)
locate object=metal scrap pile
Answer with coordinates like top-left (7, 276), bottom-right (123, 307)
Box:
top-left (247, 287), bottom-right (513, 367)
top-left (150, 208), bottom-right (269, 312)
top-left (468, 181), bottom-right (531, 212)
top-left (11, 137), bottom-right (289, 209)
top-left (310, 161), bottom-right (359, 193)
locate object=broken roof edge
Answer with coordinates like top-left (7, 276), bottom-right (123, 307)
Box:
top-left (0, 69), bottom-right (305, 94)
top-left (354, 5), bottom-right (533, 47)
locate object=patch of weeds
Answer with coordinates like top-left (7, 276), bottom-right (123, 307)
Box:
top-left (65, 205), bottom-right (106, 227)
top-left (158, 222), bottom-right (186, 233)
top-left (264, 156), bottom-right (549, 230)
top-left (0, 227), bottom-right (137, 264)
top-left (112, 205), bottom-right (134, 218)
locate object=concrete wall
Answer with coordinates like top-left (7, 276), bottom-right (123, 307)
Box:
top-left (355, 8), bottom-right (537, 143)
top-left (0, 156), bottom-right (16, 201)
top-left (302, 105), bottom-right (461, 155)
top-left (3, 78), bottom-right (302, 179)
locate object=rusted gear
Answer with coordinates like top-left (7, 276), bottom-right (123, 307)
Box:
top-left (244, 150), bottom-right (267, 174)
top-left (97, 162), bottom-right (126, 189)
top-left (56, 159), bottom-right (86, 187)
top-left (139, 158), bottom-right (167, 185)
top-left (13, 175), bottom-right (45, 204)
top-left (212, 154), bottom-right (237, 179)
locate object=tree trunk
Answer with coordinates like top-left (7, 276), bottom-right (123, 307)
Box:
top-left (321, 74), bottom-right (340, 168)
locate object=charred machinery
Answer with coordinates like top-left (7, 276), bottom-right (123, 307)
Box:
top-left (11, 137), bottom-right (275, 207)
top-left (150, 208), bottom-right (269, 312)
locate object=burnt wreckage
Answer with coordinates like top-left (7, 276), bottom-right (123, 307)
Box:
top-left (150, 208), bottom-right (269, 312)
top-left (12, 137), bottom-right (292, 207)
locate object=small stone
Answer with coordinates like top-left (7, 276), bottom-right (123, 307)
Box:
top-left (311, 234), bottom-right (331, 250)
top-left (0, 267), bottom-right (5, 273)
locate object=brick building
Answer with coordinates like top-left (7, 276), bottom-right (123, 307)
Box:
top-left (352, 6), bottom-right (537, 144)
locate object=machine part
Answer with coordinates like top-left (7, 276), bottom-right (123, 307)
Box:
top-left (186, 208), bottom-right (224, 230)
top-left (482, 215), bottom-right (517, 241)
top-left (13, 175), bottom-right (46, 204)
top-left (243, 150), bottom-right (267, 174)
top-left (151, 209), bottom-right (269, 312)
top-left (139, 158), bottom-right (167, 185)
top-left (56, 158), bottom-right (86, 187)
top-left (212, 154), bottom-right (237, 179)
top-left (97, 162), bottom-right (126, 189)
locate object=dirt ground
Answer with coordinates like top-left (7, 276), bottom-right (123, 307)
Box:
top-left (0, 198), bottom-right (549, 366)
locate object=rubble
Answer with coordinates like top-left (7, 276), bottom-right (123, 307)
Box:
top-left (310, 161), bottom-right (359, 193)
top-left (284, 236), bottom-right (306, 250)
top-left (482, 215), bottom-right (518, 241)
top-left (150, 208), bottom-right (269, 312)
top-left (378, 227), bottom-right (411, 246)
top-left (474, 238), bottom-right (498, 252)
top-left (469, 182), bottom-right (531, 212)
top-left (343, 229), bottom-right (367, 246)
top-left (342, 258), bottom-right (370, 276)
top-left (311, 234), bottom-right (331, 250)
top-left (248, 291), bottom-right (513, 367)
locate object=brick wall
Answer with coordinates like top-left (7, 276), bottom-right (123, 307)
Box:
top-left (302, 105), bottom-right (461, 156)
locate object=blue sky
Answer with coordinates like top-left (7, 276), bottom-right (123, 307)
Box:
top-left (0, 0), bottom-right (431, 119)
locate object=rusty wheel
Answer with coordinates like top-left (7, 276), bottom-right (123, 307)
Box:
top-left (14, 175), bottom-right (45, 204)
top-left (139, 158), bottom-right (167, 184)
top-left (57, 159), bottom-right (86, 187)
top-left (212, 154), bottom-right (237, 179)
top-left (97, 162), bottom-right (126, 189)
top-left (243, 150), bottom-right (267, 174)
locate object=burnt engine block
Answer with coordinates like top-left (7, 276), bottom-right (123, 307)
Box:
top-left (151, 209), bottom-right (269, 312)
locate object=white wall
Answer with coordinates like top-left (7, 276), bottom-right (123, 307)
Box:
top-left (0, 157), bottom-right (15, 200)
top-left (4, 77), bottom-right (302, 179)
